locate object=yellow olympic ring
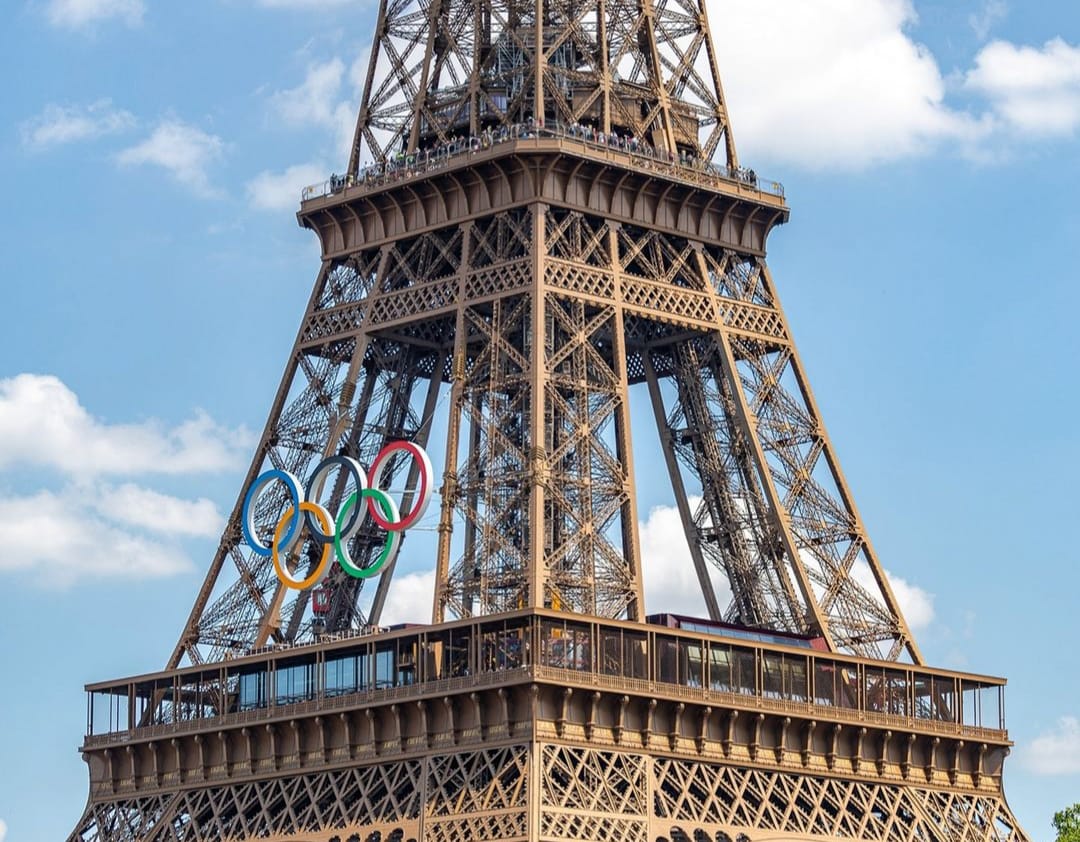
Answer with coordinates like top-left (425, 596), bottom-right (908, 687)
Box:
top-left (272, 502), bottom-right (334, 590)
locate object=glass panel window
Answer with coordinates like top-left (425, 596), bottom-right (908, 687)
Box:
top-left (979, 685), bottom-right (1002, 730)
top-left (358, 649), bottom-right (372, 690)
top-left (325, 654), bottom-right (357, 697)
top-left (657, 637), bottom-right (679, 684)
top-left (786, 654), bottom-right (809, 703)
top-left (762, 653), bottom-right (784, 698)
top-left (375, 645), bottom-right (396, 688)
top-left (91, 690), bottom-right (129, 734)
top-left (600, 628), bottom-right (623, 676)
top-left (624, 632), bottom-right (647, 679)
top-left (275, 661), bottom-right (314, 705)
top-left (961, 680), bottom-right (981, 727)
top-left (681, 640), bottom-right (704, 688)
top-left (542, 622), bottom-right (592, 672)
top-left (731, 648), bottom-right (756, 695)
top-left (238, 670), bottom-right (268, 710)
top-left (931, 676), bottom-right (957, 722)
top-left (443, 629), bottom-right (472, 678)
top-left (708, 643), bottom-right (732, 692)
top-left (884, 669), bottom-right (909, 717)
top-left (814, 660), bottom-right (838, 706)
top-left (397, 639), bottom-right (418, 685)
top-left (480, 625), bottom-right (522, 672)
top-left (913, 675), bottom-right (934, 720)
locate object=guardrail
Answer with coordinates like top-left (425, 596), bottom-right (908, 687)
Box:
top-left (84, 662), bottom-right (1005, 750)
top-left (301, 121), bottom-right (784, 203)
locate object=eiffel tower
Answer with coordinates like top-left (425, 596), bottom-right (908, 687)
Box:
top-left (70, 0), bottom-right (1030, 838)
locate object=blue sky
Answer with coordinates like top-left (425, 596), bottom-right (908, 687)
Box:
top-left (1, 0), bottom-right (1079, 839)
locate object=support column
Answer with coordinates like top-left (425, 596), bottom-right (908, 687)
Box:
top-left (528, 204), bottom-right (549, 609)
top-left (641, 351), bottom-right (721, 621)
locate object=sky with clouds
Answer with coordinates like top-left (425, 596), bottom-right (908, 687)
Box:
top-left (1, 0), bottom-right (1079, 839)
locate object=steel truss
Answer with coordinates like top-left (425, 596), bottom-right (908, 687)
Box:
top-left (73, 0), bottom-right (1032, 835)
top-left (71, 741), bottom-right (1025, 842)
top-left (349, 0), bottom-right (737, 169)
top-left (171, 185), bottom-right (920, 667)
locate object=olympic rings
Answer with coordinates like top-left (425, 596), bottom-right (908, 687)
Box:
top-left (273, 502), bottom-right (334, 589)
top-left (240, 442), bottom-right (434, 590)
top-left (335, 488), bottom-right (399, 579)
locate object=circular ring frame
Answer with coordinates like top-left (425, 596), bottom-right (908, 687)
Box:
top-left (242, 469), bottom-right (303, 557)
top-left (302, 455), bottom-right (368, 544)
top-left (272, 502), bottom-right (334, 590)
top-left (334, 488), bottom-right (401, 579)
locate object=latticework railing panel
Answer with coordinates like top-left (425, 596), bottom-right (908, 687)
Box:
top-left (622, 275), bottom-right (717, 326)
top-left (539, 811), bottom-right (648, 842)
top-left (71, 759), bottom-right (424, 842)
top-left (539, 744), bottom-right (648, 815)
top-left (545, 258), bottom-right (616, 300)
top-left (427, 811), bottom-right (528, 842)
top-left (425, 745), bottom-right (529, 816)
top-left (369, 276), bottom-right (459, 325)
top-left (465, 259), bottom-right (532, 300)
top-left (652, 757), bottom-right (1026, 842)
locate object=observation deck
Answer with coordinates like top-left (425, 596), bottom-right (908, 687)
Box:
top-left (301, 123), bottom-right (785, 206)
top-left (296, 122), bottom-right (789, 263)
top-left (83, 611), bottom-right (1010, 803)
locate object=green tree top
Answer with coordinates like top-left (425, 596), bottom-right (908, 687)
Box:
top-left (1054, 804), bottom-right (1080, 842)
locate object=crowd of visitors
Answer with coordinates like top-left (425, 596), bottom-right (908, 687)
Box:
top-left (309, 118), bottom-right (777, 201)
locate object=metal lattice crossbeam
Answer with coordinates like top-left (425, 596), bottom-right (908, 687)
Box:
top-left (69, 0), bottom-right (1029, 837)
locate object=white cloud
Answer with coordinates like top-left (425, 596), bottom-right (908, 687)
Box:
top-left (850, 560), bottom-right (935, 631)
top-left (373, 498), bottom-right (728, 626)
top-left (117, 120), bottom-right (225, 197)
top-left (710, 0), bottom-right (982, 170)
top-left (47, 0), bottom-right (144, 29)
top-left (271, 57), bottom-right (363, 158)
top-left (273, 59), bottom-right (347, 126)
top-left (969, 0), bottom-right (1007, 41)
top-left (246, 162), bottom-right (328, 211)
top-left (639, 500), bottom-right (732, 616)
top-left (884, 571), bottom-right (935, 630)
top-left (966, 38), bottom-right (1080, 136)
top-left (0, 374), bottom-right (251, 477)
top-left (0, 818), bottom-right (7, 842)
top-left (92, 484), bottom-right (224, 537)
top-left (1024, 717), bottom-right (1080, 775)
top-left (20, 100), bottom-right (135, 150)
top-left (637, 498), bottom-right (934, 633)
top-left (372, 502), bottom-right (933, 639)
top-left (0, 490), bottom-right (193, 585)
top-left (378, 568), bottom-right (436, 626)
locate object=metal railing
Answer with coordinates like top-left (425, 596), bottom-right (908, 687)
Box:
top-left (82, 666), bottom-right (533, 748)
top-left (301, 121), bottom-right (784, 202)
top-left (84, 660), bottom-right (1005, 751)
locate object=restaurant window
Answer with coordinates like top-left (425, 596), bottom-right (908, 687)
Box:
top-left (482, 623), bottom-right (525, 673)
top-left (238, 668), bottom-right (268, 710)
top-left (814, 660), bottom-right (857, 709)
top-left (541, 620), bottom-right (592, 672)
top-left (762, 653), bottom-right (808, 702)
top-left (325, 652), bottom-right (358, 697)
top-left (980, 684), bottom-right (1003, 730)
top-left (706, 643), bottom-right (756, 695)
top-left (375, 644), bottom-right (396, 688)
top-left (275, 660), bottom-right (315, 705)
top-left (441, 628), bottom-right (473, 678)
top-left (397, 638), bottom-right (418, 686)
top-left (865, 667), bottom-right (910, 716)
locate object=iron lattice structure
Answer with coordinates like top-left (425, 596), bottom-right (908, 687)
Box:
top-left (170, 184), bottom-right (924, 664)
top-left (348, 0), bottom-right (738, 171)
top-left (68, 0), bottom-right (1031, 839)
